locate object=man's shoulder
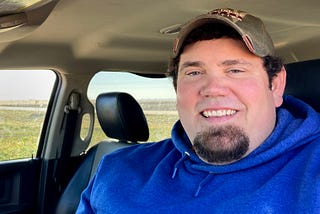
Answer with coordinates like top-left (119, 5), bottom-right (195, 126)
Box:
top-left (120, 138), bottom-right (173, 153)
top-left (100, 138), bottom-right (176, 164)
top-left (94, 138), bottom-right (178, 179)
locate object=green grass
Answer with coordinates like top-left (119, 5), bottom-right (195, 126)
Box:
top-left (145, 113), bottom-right (178, 141)
top-left (0, 110), bottom-right (44, 160)
top-left (0, 109), bottom-right (178, 161)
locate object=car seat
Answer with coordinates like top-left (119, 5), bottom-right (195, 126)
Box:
top-left (285, 59), bottom-right (320, 112)
top-left (55, 92), bottom-right (149, 214)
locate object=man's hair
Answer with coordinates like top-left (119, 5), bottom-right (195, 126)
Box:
top-left (167, 23), bottom-right (283, 90)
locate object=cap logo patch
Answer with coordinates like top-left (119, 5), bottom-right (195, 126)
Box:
top-left (242, 35), bottom-right (255, 53)
top-left (209, 8), bottom-right (246, 22)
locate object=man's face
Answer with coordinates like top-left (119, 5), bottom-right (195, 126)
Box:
top-left (176, 38), bottom-right (286, 164)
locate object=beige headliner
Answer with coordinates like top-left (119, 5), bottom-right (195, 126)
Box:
top-left (0, 0), bottom-right (319, 75)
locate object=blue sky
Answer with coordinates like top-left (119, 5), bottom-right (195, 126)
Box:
top-left (0, 70), bottom-right (176, 101)
top-left (88, 72), bottom-right (176, 100)
top-left (0, 70), bottom-right (56, 100)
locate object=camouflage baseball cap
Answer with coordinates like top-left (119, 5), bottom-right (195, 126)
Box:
top-left (172, 8), bottom-right (275, 58)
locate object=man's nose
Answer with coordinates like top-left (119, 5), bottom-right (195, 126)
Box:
top-left (199, 74), bottom-right (229, 97)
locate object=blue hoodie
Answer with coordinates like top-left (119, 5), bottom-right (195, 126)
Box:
top-left (76, 96), bottom-right (320, 213)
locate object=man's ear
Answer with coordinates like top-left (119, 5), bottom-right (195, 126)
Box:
top-left (271, 66), bottom-right (286, 107)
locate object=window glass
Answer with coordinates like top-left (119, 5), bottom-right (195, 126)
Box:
top-left (87, 72), bottom-right (178, 146)
top-left (0, 70), bottom-right (56, 161)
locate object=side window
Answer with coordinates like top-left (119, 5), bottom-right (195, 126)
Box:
top-left (87, 72), bottom-right (178, 146)
top-left (0, 70), bottom-right (56, 161)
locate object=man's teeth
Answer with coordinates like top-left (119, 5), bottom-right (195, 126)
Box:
top-left (202, 109), bottom-right (236, 118)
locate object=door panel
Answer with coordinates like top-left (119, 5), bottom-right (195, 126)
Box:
top-left (0, 159), bottom-right (40, 214)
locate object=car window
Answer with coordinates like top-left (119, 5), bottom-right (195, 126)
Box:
top-left (87, 71), bottom-right (178, 146)
top-left (0, 70), bottom-right (57, 161)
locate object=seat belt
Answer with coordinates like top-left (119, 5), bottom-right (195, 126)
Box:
top-left (55, 92), bottom-right (81, 191)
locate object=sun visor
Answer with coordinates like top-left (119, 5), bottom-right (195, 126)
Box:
top-left (0, 0), bottom-right (59, 42)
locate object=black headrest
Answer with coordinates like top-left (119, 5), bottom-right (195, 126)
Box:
top-left (96, 92), bottom-right (149, 142)
top-left (285, 59), bottom-right (320, 112)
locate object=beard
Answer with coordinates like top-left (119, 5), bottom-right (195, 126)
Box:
top-left (193, 125), bottom-right (249, 164)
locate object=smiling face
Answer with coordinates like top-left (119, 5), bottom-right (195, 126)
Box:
top-left (176, 38), bottom-right (286, 164)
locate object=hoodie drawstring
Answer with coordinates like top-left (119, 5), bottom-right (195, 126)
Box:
top-left (171, 151), bottom-right (214, 197)
top-left (194, 173), bottom-right (214, 197)
top-left (172, 151), bottom-right (190, 179)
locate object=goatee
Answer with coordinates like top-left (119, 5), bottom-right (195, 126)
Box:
top-left (193, 125), bottom-right (249, 164)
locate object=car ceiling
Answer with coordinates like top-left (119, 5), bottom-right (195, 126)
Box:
top-left (0, 0), bottom-right (319, 75)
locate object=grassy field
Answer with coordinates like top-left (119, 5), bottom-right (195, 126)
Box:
top-left (0, 109), bottom-right (44, 160)
top-left (0, 103), bottom-right (178, 161)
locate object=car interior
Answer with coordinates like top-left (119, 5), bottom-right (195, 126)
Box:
top-left (55, 92), bottom-right (150, 214)
top-left (0, 0), bottom-right (319, 213)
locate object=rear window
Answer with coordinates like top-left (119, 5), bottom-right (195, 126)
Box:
top-left (87, 72), bottom-right (178, 146)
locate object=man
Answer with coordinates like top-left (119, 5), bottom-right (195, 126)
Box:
top-left (77, 8), bottom-right (320, 213)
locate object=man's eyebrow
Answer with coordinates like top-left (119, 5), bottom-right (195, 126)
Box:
top-left (179, 61), bottom-right (204, 71)
top-left (218, 59), bottom-right (253, 66)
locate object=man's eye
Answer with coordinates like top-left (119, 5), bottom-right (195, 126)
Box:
top-left (229, 69), bottom-right (243, 73)
top-left (186, 70), bottom-right (201, 76)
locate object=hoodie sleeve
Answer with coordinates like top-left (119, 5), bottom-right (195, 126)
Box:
top-left (75, 176), bottom-right (95, 214)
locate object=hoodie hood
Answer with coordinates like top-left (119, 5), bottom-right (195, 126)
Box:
top-left (171, 95), bottom-right (320, 174)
